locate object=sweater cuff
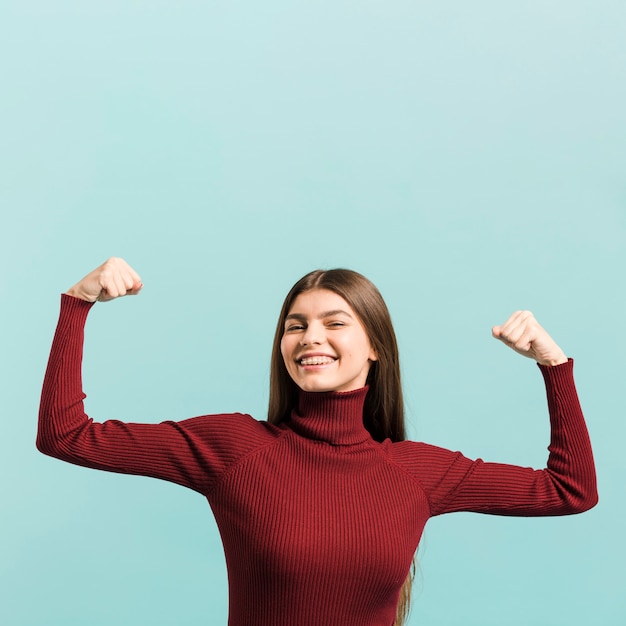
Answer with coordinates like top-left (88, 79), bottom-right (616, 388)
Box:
top-left (60, 293), bottom-right (95, 325)
top-left (537, 357), bottom-right (574, 386)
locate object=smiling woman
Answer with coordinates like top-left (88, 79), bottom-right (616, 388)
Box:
top-left (37, 258), bottom-right (597, 626)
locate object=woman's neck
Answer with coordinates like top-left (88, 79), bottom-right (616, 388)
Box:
top-left (285, 386), bottom-right (371, 445)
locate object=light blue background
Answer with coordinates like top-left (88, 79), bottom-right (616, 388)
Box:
top-left (1, 1), bottom-right (624, 624)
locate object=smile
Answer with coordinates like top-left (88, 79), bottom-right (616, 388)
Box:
top-left (298, 356), bottom-right (337, 366)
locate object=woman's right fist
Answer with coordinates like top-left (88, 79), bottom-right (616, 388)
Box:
top-left (65, 257), bottom-right (143, 302)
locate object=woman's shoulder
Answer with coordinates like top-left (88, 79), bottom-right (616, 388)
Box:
top-left (382, 438), bottom-right (467, 472)
top-left (176, 411), bottom-right (284, 445)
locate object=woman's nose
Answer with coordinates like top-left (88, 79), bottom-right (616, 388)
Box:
top-left (300, 323), bottom-right (323, 346)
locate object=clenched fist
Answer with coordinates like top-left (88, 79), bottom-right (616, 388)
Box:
top-left (65, 257), bottom-right (143, 303)
top-left (492, 310), bottom-right (568, 366)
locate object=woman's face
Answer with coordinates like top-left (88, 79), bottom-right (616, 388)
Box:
top-left (280, 289), bottom-right (377, 393)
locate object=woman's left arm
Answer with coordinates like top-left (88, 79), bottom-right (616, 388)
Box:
top-left (400, 312), bottom-right (598, 517)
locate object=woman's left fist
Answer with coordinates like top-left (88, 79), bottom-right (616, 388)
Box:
top-left (492, 311), bottom-right (568, 366)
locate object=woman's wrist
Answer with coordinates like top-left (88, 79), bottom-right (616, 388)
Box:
top-left (537, 352), bottom-right (568, 367)
top-left (65, 285), bottom-right (96, 302)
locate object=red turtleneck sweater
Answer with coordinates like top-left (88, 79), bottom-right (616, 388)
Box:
top-left (38, 296), bottom-right (598, 626)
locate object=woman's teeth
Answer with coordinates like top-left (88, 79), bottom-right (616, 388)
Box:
top-left (300, 356), bottom-right (336, 366)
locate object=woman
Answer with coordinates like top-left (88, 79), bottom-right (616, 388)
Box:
top-left (38, 257), bottom-right (598, 626)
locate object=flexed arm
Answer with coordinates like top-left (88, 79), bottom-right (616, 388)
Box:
top-left (37, 259), bottom-right (277, 495)
top-left (393, 311), bottom-right (598, 517)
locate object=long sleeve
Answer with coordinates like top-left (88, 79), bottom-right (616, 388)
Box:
top-left (37, 295), bottom-right (280, 495)
top-left (389, 359), bottom-right (598, 517)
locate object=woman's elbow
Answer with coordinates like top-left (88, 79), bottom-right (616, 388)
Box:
top-left (564, 487), bottom-right (599, 514)
top-left (36, 423), bottom-right (65, 459)
top-left (579, 489), bottom-right (599, 513)
top-left (36, 433), bottom-right (57, 457)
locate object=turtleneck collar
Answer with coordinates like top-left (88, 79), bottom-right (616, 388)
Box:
top-left (286, 386), bottom-right (372, 446)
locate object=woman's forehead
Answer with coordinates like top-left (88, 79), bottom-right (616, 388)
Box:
top-left (287, 289), bottom-right (354, 315)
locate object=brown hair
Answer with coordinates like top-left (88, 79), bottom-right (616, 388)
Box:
top-left (267, 268), bottom-right (414, 625)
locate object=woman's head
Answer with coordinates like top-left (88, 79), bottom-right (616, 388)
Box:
top-left (280, 287), bottom-right (378, 394)
top-left (268, 269), bottom-right (405, 443)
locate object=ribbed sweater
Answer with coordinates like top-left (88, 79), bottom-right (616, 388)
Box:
top-left (38, 295), bottom-right (598, 626)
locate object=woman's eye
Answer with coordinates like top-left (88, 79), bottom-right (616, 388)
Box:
top-left (328, 322), bottom-right (345, 328)
top-left (286, 324), bottom-right (305, 332)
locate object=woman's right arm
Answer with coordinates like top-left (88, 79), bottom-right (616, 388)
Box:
top-left (37, 259), bottom-right (276, 495)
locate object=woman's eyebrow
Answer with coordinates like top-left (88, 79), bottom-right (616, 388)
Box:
top-left (285, 309), bottom-right (354, 321)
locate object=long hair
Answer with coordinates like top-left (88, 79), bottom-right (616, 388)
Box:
top-left (268, 269), bottom-right (414, 625)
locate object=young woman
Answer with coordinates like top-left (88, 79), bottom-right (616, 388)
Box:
top-left (38, 257), bottom-right (597, 626)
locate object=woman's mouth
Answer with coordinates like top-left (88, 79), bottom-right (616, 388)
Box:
top-left (298, 356), bottom-right (337, 366)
